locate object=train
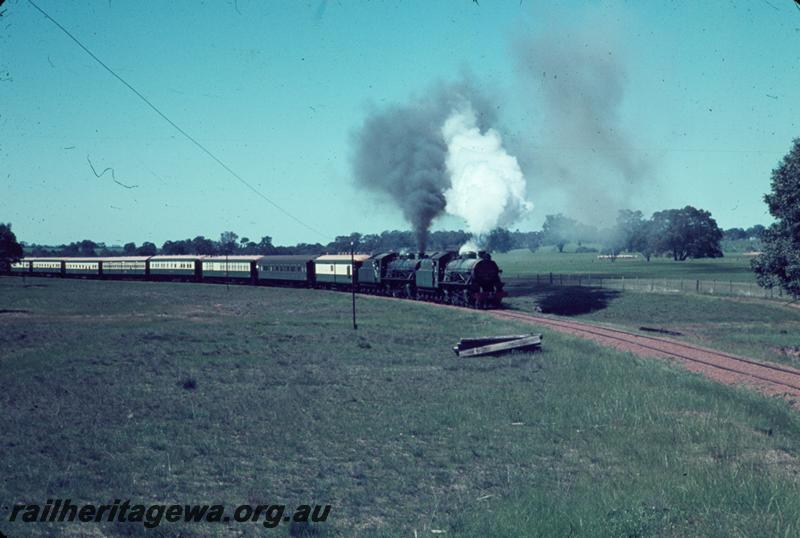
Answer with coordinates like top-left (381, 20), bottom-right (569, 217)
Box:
top-left (9, 251), bottom-right (506, 309)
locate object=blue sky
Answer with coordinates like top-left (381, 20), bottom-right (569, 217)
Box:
top-left (1, 0), bottom-right (798, 246)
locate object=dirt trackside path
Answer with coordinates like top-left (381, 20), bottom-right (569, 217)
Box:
top-left (491, 309), bottom-right (800, 405)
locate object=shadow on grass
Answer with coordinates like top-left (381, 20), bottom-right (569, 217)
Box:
top-left (505, 282), bottom-right (621, 316)
top-left (537, 287), bottom-right (622, 315)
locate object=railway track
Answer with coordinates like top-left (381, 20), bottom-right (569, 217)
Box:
top-left (362, 295), bottom-right (800, 400)
top-left (348, 291), bottom-right (800, 403)
top-left (491, 309), bottom-right (800, 400)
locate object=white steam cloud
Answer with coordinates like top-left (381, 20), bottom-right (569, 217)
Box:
top-left (442, 105), bottom-right (533, 252)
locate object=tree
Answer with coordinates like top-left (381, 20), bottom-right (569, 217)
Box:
top-left (219, 231), bottom-right (239, 255)
top-left (192, 236), bottom-right (216, 255)
top-left (752, 138), bottom-right (800, 297)
top-left (723, 227), bottom-right (748, 241)
top-left (257, 236), bottom-right (275, 254)
top-left (629, 218), bottom-right (657, 262)
top-left (542, 214), bottom-right (578, 253)
top-left (136, 242), bottom-right (157, 256)
top-left (746, 224), bottom-right (766, 240)
top-left (327, 233), bottom-right (362, 253)
top-left (508, 230), bottom-right (541, 252)
top-left (606, 209), bottom-right (656, 261)
top-left (61, 242), bottom-right (80, 256)
top-left (78, 240), bottom-right (97, 257)
top-left (605, 210), bottom-right (641, 260)
top-left (123, 242), bottom-right (137, 255)
top-left (162, 239), bottom-right (190, 255)
top-left (485, 228), bottom-right (513, 253)
top-left (0, 223), bottom-right (23, 272)
top-left (650, 206), bottom-right (723, 261)
top-left (360, 233), bottom-right (381, 253)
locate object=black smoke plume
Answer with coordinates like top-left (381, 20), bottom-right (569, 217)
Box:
top-left (351, 80), bottom-right (495, 252)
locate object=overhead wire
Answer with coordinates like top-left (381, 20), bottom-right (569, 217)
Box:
top-left (26, 0), bottom-right (331, 241)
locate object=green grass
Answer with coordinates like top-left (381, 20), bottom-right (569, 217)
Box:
top-left (2, 277), bottom-right (800, 536)
top-left (494, 248), bottom-right (759, 283)
top-left (504, 282), bottom-right (800, 368)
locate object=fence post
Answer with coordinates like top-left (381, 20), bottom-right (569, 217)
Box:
top-left (650, 279), bottom-right (653, 292)
top-left (696, 280), bottom-right (699, 293)
top-left (622, 276), bottom-right (625, 291)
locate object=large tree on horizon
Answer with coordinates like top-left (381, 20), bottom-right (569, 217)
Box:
top-left (650, 206), bottom-right (723, 261)
top-left (752, 138), bottom-right (800, 297)
top-left (0, 223), bottom-right (24, 272)
top-left (541, 214), bottom-right (579, 253)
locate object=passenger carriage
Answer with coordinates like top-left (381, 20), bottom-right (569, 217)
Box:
top-left (314, 254), bottom-right (371, 288)
top-left (200, 255), bottom-right (262, 283)
top-left (256, 255), bottom-right (316, 287)
top-left (148, 255), bottom-right (203, 281)
top-left (98, 256), bottom-right (148, 278)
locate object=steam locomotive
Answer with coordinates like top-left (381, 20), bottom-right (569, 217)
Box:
top-left (10, 250), bottom-right (506, 309)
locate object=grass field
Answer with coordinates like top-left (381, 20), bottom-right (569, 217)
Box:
top-left (504, 282), bottom-right (800, 369)
top-left (2, 277), bottom-right (800, 536)
top-left (493, 248), bottom-right (759, 283)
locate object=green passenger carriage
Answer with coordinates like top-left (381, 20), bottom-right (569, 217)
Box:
top-left (63, 258), bottom-right (101, 277)
top-left (148, 255), bottom-right (203, 280)
top-left (200, 255), bottom-right (261, 282)
top-left (257, 255), bottom-right (316, 286)
top-left (99, 257), bottom-right (148, 278)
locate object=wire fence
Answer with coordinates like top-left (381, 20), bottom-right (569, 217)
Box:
top-left (505, 273), bottom-right (791, 299)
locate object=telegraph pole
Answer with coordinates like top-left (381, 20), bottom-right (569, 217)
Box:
top-left (351, 241), bottom-right (357, 330)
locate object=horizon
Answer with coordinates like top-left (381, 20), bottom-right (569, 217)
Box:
top-left (15, 220), bottom-right (764, 252)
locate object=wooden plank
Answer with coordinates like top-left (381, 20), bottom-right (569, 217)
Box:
top-left (457, 335), bottom-right (542, 358)
top-left (452, 335), bottom-right (532, 354)
top-left (458, 335), bottom-right (530, 346)
top-left (458, 335), bottom-right (541, 357)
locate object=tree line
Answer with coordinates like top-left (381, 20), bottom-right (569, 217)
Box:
top-left (537, 207), bottom-right (763, 261)
top-left (8, 207), bottom-right (756, 262)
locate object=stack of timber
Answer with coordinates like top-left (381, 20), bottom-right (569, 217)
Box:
top-left (452, 334), bottom-right (542, 358)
